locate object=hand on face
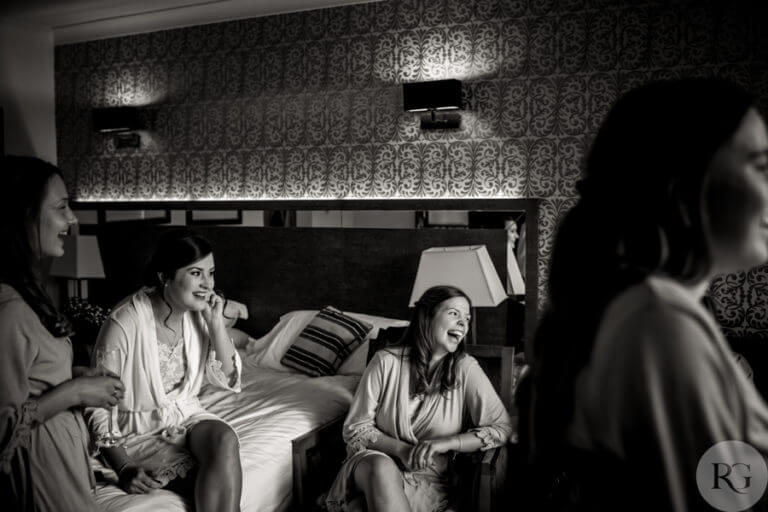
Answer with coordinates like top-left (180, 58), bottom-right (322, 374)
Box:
top-left (201, 291), bottom-right (226, 326)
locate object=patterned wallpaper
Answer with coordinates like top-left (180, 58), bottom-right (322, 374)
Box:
top-left (54, 0), bottom-right (768, 338)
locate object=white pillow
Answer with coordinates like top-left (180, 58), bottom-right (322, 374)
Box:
top-left (246, 309), bottom-right (409, 375)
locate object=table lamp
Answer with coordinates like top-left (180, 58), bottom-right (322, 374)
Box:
top-left (49, 235), bottom-right (105, 299)
top-left (408, 245), bottom-right (507, 344)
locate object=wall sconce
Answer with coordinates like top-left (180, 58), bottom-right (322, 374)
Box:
top-left (403, 79), bottom-right (462, 130)
top-left (92, 107), bottom-right (143, 148)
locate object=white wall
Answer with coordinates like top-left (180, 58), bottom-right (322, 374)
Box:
top-left (0, 20), bottom-right (56, 163)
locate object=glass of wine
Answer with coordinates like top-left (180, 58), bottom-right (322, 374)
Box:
top-left (94, 346), bottom-right (124, 448)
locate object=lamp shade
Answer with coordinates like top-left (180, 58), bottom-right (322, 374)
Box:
top-left (49, 235), bottom-right (105, 279)
top-left (408, 245), bottom-right (507, 308)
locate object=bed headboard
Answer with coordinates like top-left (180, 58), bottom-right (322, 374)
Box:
top-left (83, 199), bottom-right (539, 351)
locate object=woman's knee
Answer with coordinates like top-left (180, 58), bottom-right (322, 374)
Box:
top-left (189, 421), bottom-right (240, 462)
top-left (356, 455), bottom-right (402, 485)
top-left (215, 425), bottom-right (240, 454)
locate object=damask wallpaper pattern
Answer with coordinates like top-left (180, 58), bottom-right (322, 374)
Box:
top-left (54, 0), bottom-right (768, 338)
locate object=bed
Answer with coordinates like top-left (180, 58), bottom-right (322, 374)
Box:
top-left (92, 363), bottom-right (358, 511)
top-left (79, 198), bottom-right (539, 511)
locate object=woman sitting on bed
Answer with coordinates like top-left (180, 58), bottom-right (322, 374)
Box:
top-left (86, 231), bottom-right (243, 512)
top-left (326, 285), bottom-right (512, 512)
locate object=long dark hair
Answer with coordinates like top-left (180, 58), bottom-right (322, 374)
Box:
top-left (393, 285), bottom-right (470, 396)
top-left (143, 230), bottom-right (213, 326)
top-left (0, 155), bottom-right (74, 337)
top-left (530, 79), bottom-right (754, 465)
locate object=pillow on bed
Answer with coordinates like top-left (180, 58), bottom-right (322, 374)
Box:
top-left (248, 309), bottom-right (409, 374)
top-left (280, 307), bottom-right (374, 377)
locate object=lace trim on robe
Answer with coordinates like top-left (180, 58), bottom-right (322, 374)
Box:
top-left (0, 400), bottom-right (39, 473)
top-left (345, 425), bottom-right (382, 456)
top-left (152, 453), bottom-right (197, 486)
top-left (205, 345), bottom-right (242, 390)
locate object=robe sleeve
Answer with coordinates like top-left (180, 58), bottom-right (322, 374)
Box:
top-left (342, 351), bottom-right (388, 455)
top-left (84, 318), bottom-right (127, 445)
top-left (204, 342), bottom-right (242, 392)
top-left (464, 357), bottom-right (513, 450)
top-left (619, 306), bottom-right (768, 511)
top-left (0, 299), bottom-right (41, 473)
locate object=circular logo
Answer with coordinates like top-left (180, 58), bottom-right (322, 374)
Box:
top-left (696, 440), bottom-right (768, 512)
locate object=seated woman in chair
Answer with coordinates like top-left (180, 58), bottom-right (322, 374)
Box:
top-left (326, 285), bottom-right (512, 512)
top-left (86, 231), bottom-right (243, 512)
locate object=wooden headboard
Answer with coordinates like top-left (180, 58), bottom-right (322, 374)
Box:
top-left (81, 199), bottom-right (539, 350)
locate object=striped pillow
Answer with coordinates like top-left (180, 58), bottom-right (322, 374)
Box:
top-left (281, 306), bottom-right (374, 377)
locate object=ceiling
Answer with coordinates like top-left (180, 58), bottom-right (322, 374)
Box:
top-left (0, 0), bottom-right (378, 44)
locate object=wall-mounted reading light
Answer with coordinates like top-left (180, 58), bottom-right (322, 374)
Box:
top-left (403, 79), bottom-right (462, 129)
top-left (92, 107), bottom-right (143, 148)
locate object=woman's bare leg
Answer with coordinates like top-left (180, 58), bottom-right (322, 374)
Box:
top-left (353, 454), bottom-right (410, 512)
top-left (187, 419), bottom-right (242, 512)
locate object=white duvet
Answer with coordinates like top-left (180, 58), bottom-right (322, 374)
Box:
top-left (93, 354), bottom-right (358, 512)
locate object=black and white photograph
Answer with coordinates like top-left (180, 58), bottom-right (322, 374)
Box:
top-left (1, 0), bottom-right (767, 511)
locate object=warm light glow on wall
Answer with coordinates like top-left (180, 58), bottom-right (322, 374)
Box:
top-left (75, 191), bottom-right (523, 202)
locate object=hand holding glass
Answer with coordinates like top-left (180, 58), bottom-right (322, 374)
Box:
top-left (94, 347), bottom-right (124, 448)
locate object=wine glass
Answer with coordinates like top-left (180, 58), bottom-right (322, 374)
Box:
top-left (94, 346), bottom-right (124, 448)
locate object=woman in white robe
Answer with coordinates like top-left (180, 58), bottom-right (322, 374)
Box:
top-left (327, 286), bottom-right (512, 512)
top-left (86, 232), bottom-right (243, 512)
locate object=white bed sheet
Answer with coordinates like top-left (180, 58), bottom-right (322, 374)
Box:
top-left (94, 353), bottom-right (358, 512)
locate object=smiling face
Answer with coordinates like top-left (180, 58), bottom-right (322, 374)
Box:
top-left (429, 296), bottom-right (471, 361)
top-left (36, 174), bottom-right (77, 259)
top-left (705, 108), bottom-right (768, 275)
top-left (163, 253), bottom-right (216, 313)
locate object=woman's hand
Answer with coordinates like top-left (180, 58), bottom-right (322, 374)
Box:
top-left (71, 375), bottom-right (124, 408)
top-left (73, 366), bottom-right (119, 378)
top-left (408, 438), bottom-right (454, 471)
top-left (201, 291), bottom-right (226, 327)
top-left (118, 464), bottom-right (164, 494)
